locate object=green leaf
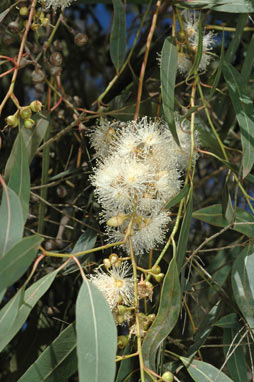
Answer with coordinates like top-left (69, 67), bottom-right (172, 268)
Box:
top-left (0, 269), bottom-right (59, 352)
top-left (165, 184), bottom-right (189, 210)
top-left (175, 0), bottom-right (254, 12)
top-left (0, 235), bottom-right (42, 294)
top-left (76, 280), bottom-right (117, 382)
top-left (231, 244), bottom-right (254, 330)
top-left (110, 0), bottom-right (126, 72)
top-left (0, 288), bottom-right (23, 344)
top-left (187, 301), bottom-right (221, 357)
top-left (19, 323), bottom-right (77, 382)
top-left (223, 328), bottom-right (248, 382)
top-left (0, 181), bottom-right (23, 258)
top-left (180, 357), bottom-right (234, 382)
top-left (160, 36), bottom-right (179, 144)
top-left (241, 35), bottom-right (254, 83)
top-left (142, 256), bottom-right (181, 372)
top-left (223, 61), bottom-right (254, 178)
top-left (5, 117), bottom-right (48, 181)
top-left (63, 229), bottom-right (97, 274)
top-left (214, 313), bottom-right (240, 329)
top-left (116, 343), bottom-right (136, 382)
top-left (8, 132), bottom-right (30, 223)
top-left (193, 204), bottom-right (254, 238)
top-left (176, 190), bottom-right (193, 271)
top-left (221, 184), bottom-right (234, 224)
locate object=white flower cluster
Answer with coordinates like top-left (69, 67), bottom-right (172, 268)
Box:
top-left (90, 262), bottom-right (134, 311)
top-left (40, 0), bottom-right (75, 10)
top-left (177, 10), bottom-right (216, 74)
top-left (90, 116), bottom-right (196, 255)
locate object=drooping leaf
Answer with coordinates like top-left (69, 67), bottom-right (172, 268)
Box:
top-left (223, 61), bottom-right (254, 177)
top-left (187, 301), bottom-right (221, 357)
top-left (180, 357), bottom-right (234, 382)
top-left (160, 36), bottom-right (179, 144)
top-left (214, 313), bottom-right (240, 329)
top-left (142, 256), bottom-right (181, 372)
top-left (63, 229), bottom-right (97, 274)
top-left (231, 245), bottom-right (254, 330)
top-left (193, 204), bottom-right (254, 238)
top-left (0, 287), bottom-right (23, 344)
top-left (223, 327), bottom-right (248, 382)
top-left (0, 269), bottom-right (59, 352)
top-left (0, 179), bottom-right (23, 258)
top-left (175, 0), bottom-right (254, 12)
top-left (7, 132), bottom-right (30, 223)
top-left (176, 190), bottom-right (193, 271)
top-left (76, 280), bottom-right (117, 382)
top-left (110, 0), bottom-right (126, 72)
top-left (0, 235), bottom-right (42, 294)
top-left (19, 323), bottom-right (77, 382)
top-left (221, 183), bottom-right (234, 224)
top-left (165, 184), bottom-right (189, 210)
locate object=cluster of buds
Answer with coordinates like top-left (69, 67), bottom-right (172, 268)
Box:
top-left (5, 100), bottom-right (43, 129)
top-left (90, 116), bottom-right (197, 255)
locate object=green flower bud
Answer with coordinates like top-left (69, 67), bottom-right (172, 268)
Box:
top-left (154, 273), bottom-right (164, 283)
top-left (5, 112), bottom-right (19, 127)
top-left (106, 214), bottom-right (127, 227)
top-left (24, 118), bottom-right (35, 129)
top-left (161, 371), bottom-right (174, 382)
top-left (117, 335), bottom-right (129, 349)
top-left (151, 265), bottom-right (161, 275)
top-left (103, 258), bottom-right (111, 269)
top-left (19, 6), bottom-right (29, 17)
top-left (118, 305), bottom-right (127, 316)
top-left (30, 100), bottom-right (43, 112)
top-left (20, 106), bottom-right (32, 120)
top-left (109, 253), bottom-right (119, 265)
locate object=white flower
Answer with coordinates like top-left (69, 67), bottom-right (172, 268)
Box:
top-left (89, 262), bottom-right (134, 310)
top-left (105, 210), bottom-right (171, 256)
top-left (40, 0), bottom-right (76, 10)
top-left (177, 52), bottom-right (192, 74)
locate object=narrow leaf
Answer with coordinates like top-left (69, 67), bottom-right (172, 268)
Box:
top-left (165, 184), bottom-right (189, 210)
top-left (0, 269), bottom-right (59, 352)
top-left (142, 256), bottom-right (181, 372)
top-left (223, 61), bottom-right (254, 177)
top-left (214, 313), bottom-right (240, 329)
top-left (181, 357), bottom-right (234, 382)
top-left (231, 244), bottom-right (254, 330)
top-left (19, 323), bottom-right (77, 382)
top-left (8, 132), bottom-right (30, 223)
top-left (160, 36), bottom-right (179, 144)
top-left (76, 280), bottom-right (117, 382)
top-left (0, 235), bottom-right (42, 293)
top-left (176, 190), bottom-right (193, 271)
top-left (0, 178), bottom-right (23, 258)
top-left (110, 0), bottom-right (126, 72)
top-left (193, 204), bottom-right (254, 238)
top-left (0, 288), bottom-right (23, 343)
top-left (223, 328), bottom-right (248, 382)
top-left (175, 0), bottom-right (254, 12)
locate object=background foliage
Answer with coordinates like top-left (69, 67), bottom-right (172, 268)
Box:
top-left (1, 0), bottom-right (254, 381)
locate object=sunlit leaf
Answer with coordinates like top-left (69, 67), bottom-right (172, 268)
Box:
top-left (165, 184), bottom-right (189, 210)
top-left (193, 204), bottom-right (254, 238)
top-left (76, 280), bottom-right (117, 382)
top-left (0, 269), bottom-right (59, 352)
top-left (7, 132), bottom-right (30, 223)
top-left (0, 235), bottom-right (42, 294)
top-left (142, 256), bottom-right (181, 372)
top-left (19, 323), bottom-right (77, 382)
top-left (0, 179), bottom-right (23, 258)
top-left (175, 0), bottom-right (254, 12)
top-left (0, 288), bottom-right (23, 344)
top-left (181, 356), bottom-right (234, 382)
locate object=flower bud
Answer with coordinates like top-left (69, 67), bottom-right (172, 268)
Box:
top-left (50, 52), bottom-right (62, 67)
top-left (20, 106), bottom-right (32, 120)
top-left (30, 100), bottom-right (43, 112)
top-left (161, 371), bottom-right (174, 382)
top-left (151, 265), bottom-right (161, 275)
top-left (5, 112), bottom-right (19, 127)
top-left (31, 23), bottom-right (41, 32)
top-left (24, 118), bottom-right (35, 129)
top-left (117, 305), bottom-right (127, 316)
top-left (19, 6), bottom-right (29, 16)
top-left (109, 253), bottom-right (119, 265)
top-left (8, 20), bottom-right (20, 33)
top-left (103, 258), bottom-right (111, 269)
top-left (154, 273), bottom-right (164, 283)
top-left (116, 315), bottom-right (124, 325)
top-left (74, 33), bottom-right (88, 47)
top-left (106, 214), bottom-right (127, 227)
top-left (117, 335), bottom-right (128, 349)
top-left (40, 17), bottom-right (49, 27)
top-left (32, 69), bottom-right (45, 84)
top-left (147, 313), bottom-right (156, 322)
